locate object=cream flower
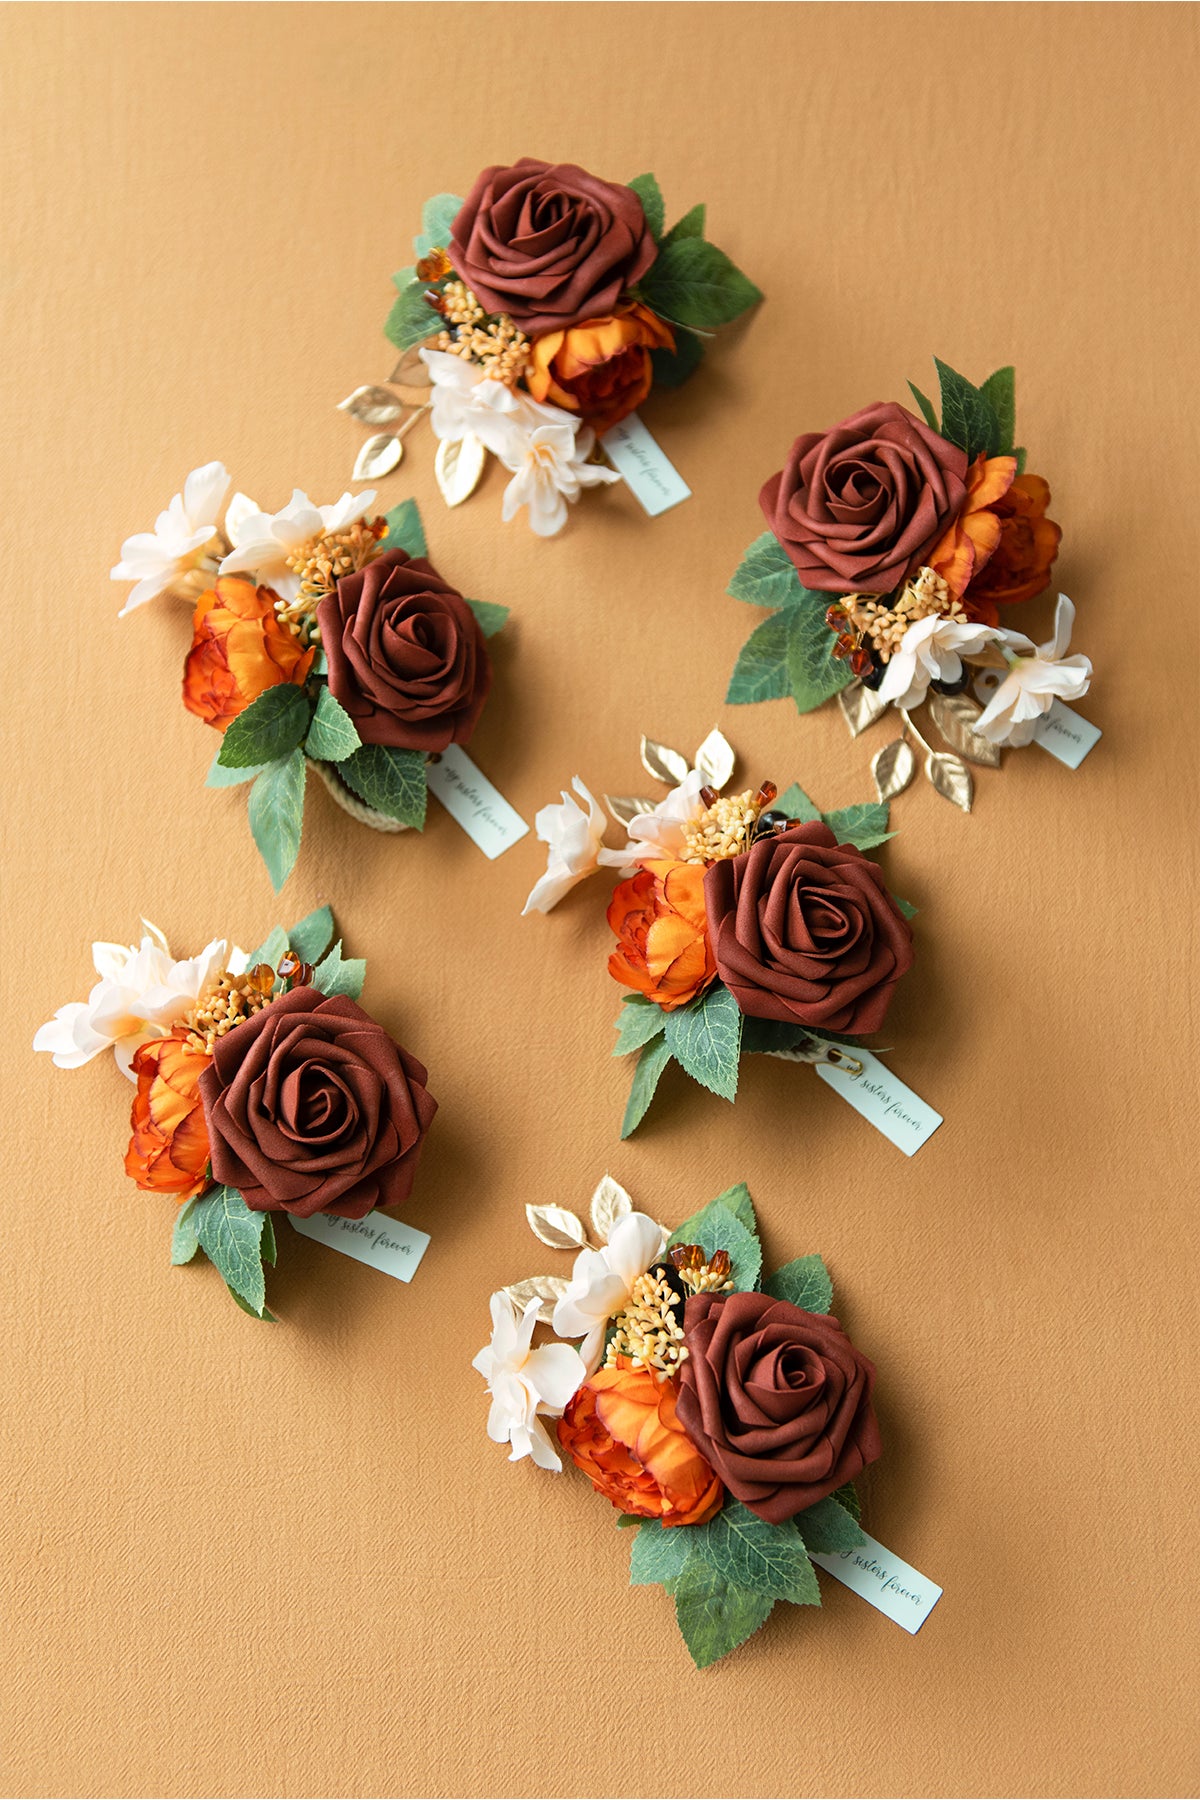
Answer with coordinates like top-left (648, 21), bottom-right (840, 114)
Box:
top-left (472, 1293), bottom-right (587, 1471)
top-left (218, 488), bottom-right (377, 601)
top-left (973, 594), bottom-right (1093, 747)
top-left (34, 924), bottom-right (247, 1080)
top-left (521, 777), bottom-right (628, 916)
top-left (499, 416), bottom-right (620, 538)
top-left (617, 769), bottom-right (708, 862)
top-left (420, 348), bottom-right (529, 459)
top-left (876, 612), bottom-right (999, 712)
top-left (552, 1212), bottom-right (668, 1374)
top-left (110, 460), bottom-right (230, 616)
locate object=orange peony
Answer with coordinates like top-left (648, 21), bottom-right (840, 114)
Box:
top-left (927, 452), bottom-right (1017, 617)
top-left (607, 860), bottom-right (717, 1012)
top-left (961, 472), bottom-right (1061, 613)
top-left (182, 577), bottom-right (313, 731)
top-left (125, 1032), bottom-right (213, 1201)
top-left (525, 302), bottom-right (675, 433)
top-left (558, 1357), bottom-right (723, 1527)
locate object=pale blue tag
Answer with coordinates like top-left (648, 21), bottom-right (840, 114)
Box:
top-left (810, 1529), bottom-right (943, 1633)
top-left (1033, 698), bottom-right (1102, 768)
top-left (288, 1210), bottom-right (431, 1282)
top-left (814, 1047), bottom-right (942, 1156)
top-left (425, 744), bottom-right (529, 859)
top-left (600, 413), bottom-right (691, 516)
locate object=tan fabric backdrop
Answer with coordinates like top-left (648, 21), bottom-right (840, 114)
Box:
top-left (3, 5), bottom-right (1197, 1797)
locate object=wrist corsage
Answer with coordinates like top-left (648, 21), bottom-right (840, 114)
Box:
top-left (34, 907), bottom-right (436, 1318)
top-left (726, 359), bottom-right (1094, 809)
top-left (475, 1175), bottom-right (882, 1668)
top-left (522, 729), bottom-right (914, 1137)
top-left (112, 474), bottom-right (509, 888)
top-left (341, 160), bottom-right (759, 536)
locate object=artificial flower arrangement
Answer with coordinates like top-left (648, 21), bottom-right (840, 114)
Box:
top-left (522, 728), bottom-right (915, 1137)
top-left (339, 159), bottom-right (760, 536)
top-left (725, 359), bottom-right (1093, 810)
top-left (34, 907), bottom-right (436, 1319)
top-left (475, 1175), bottom-right (881, 1669)
top-left (111, 469), bottom-right (509, 889)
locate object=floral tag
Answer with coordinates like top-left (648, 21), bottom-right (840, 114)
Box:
top-left (810, 1529), bottom-right (942, 1633)
top-left (425, 745), bottom-right (529, 859)
top-left (815, 1047), bottom-right (943, 1156)
top-left (600, 413), bottom-right (691, 517)
top-left (289, 1210), bottom-right (431, 1282)
top-left (1032, 698), bottom-right (1102, 769)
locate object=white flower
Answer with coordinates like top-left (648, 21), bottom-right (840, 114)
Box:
top-left (217, 488), bottom-right (377, 601)
top-left (973, 594), bottom-right (1093, 747)
top-left (877, 613), bottom-right (999, 712)
top-left (472, 1293), bottom-right (587, 1471)
top-left (499, 416), bottom-right (620, 538)
top-left (617, 769), bottom-right (708, 861)
top-left (110, 460), bottom-right (230, 616)
top-left (34, 924), bottom-right (247, 1080)
top-left (521, 777), bottom-right (628, 916)
top-left (552, 1212), bottom-right (668, 1374)
top-left (421, 349), bottom-right (528, 459)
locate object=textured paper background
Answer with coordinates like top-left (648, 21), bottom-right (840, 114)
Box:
top-left (3, 6), bottom-right (1197, 1797)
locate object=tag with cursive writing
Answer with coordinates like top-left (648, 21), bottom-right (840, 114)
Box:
top-left (425, 744), bottom-right (529, 859)
top-left (288, 1210), bottom-right (431, 1282)
top-left (1032, 697), bottom-right (1102, 769)
top-left (600, 413), bottom-right (691, 517)
top-left (815, 1046), bottom-right (942, 1156)
top-left (810, 1529), bottom-right (943, 1633)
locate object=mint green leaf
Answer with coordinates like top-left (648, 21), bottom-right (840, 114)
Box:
top-left (934, 357), bottom-right (1002, 460)
top-left (245, 924), bottom-right (288, 972)
top-left (627, 172), bottom-right (664, 241)
top-left (465, 599), bottom-right (509, 638)
top-left (629, 1518), bottom-right (697, 1591)
top-left (726, 611), bottom-right (792, 705)
top-left (1013, 445), bottom-right (1027, 476)
top-left (391, 265), bottom-right (415, 292)
top-left (670, 1184), bottom-right (760, 1250)
top-left (776, 780), bottom-right (822, 823)
top-left (820, 800), bottom-right (894, 851)
top-left (706, 1181), bottom-right (758, 1237)
top-left (727, 531), bottom-right (804, 608)
top-left (664, 983), bottom-right (742, 1101)
top-left (763, 1252), bottom-right (833, 1314)
top-left (206, 749), bottom-right (265, 788)
top-left (218, 685), bottom-right (312, 769)
top-left (833, 1481), bottom-right (862, 1522)
top-left (285, 905), bottom-right (335, 966)
top-left (414, 192), bottom-right (462, 259)
top-left (260, 1213), bottom-right (277, 1268)
top-left (671, 1200), bottom-right (760, 1291)
top-left (794, 1495), bottom-right (865, 1555)
top-left (228, 1288), bottom-right (277, 1322)
top-left (612, 996), bottom-right (667, 1058)
top-left (170, 1198), bottom-right (201, 1266)
top-left (786, 602), bottom-right (852, 713)
top-left (306, 687), bottom-right (361, 762)
top-left (690, 1499), bottom-right (821, 1605)
top-left (311, 938), bottom-right (366, 1001)
top-left (661, 202), bottom-right (705, 248)
top-left (338, 745), bottom-right (427, 828)
top-left (620, 1035), bottom-right (673, 1139)
top-left (248, 750), bottom-right (306, 893)
top-left (895, 894), bottom-right (918, 921)
top-left (979, 366), bottom-right (1016, 453)
top-left (673, 1565), bottom-right (776, 1669)
top-left (907, 381), bottom-right (939, 430)
top-left (639, 237), bottom-right (762, 331)
top-left (649, 328), bottom-right (704, 390)
top-left (381, 498), bottom-right (427, 558)
top-left (193, 1185), bottom-right (267, 1314)
top-left (385, 282), bottom-right (438, 352)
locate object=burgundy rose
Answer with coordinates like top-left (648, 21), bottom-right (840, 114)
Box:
top-left (760, 401), bottom-right (968, 594)
top-left (197, 986), bottom-right (436, 1219)
top-left (317, 549), bottom-right (491, 753)
top-left (702, 822), bottom-right (913, 1036)
top-left (676, 1290), bottom-right (881, 1524)
top-left (449, 157), bottom-right (657, 337)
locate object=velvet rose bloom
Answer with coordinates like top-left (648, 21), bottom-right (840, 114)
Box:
top-left (197, 986), bottom-right (436, 1219)
top-left (449, 157), bottom-right (657, 336)
top-left (125, 1032), bottom-right (212, 1201)
top-left (607, 860), bottom-right (717, 1012)
top-left (676, 1291), bottom-right (881, 1524)
top-left (183, 577), bottom-right (313, 731)
top-left (760, 402), bottom-right (969, 595)
top-left (316, 549), bottom-right (491, 753)
top-left (703, 823), bottom-right (913, 1036)
top-left (525, 303), bottom-right (675, 434)
top-left (558, 1357), bottom-right (723, 1527)
top-left (961, 472), bottom-right (1061, 614)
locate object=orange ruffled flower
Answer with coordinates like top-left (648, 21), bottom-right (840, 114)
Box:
top-left (182, 578), bottom-right (313, 731)
top-left (961, 472), bottom-right (1061, 613)
top-left (607, 859), bottom-right (717, 1012)
top-left (928, 454), bottom-right (1017, 613)
top-left (558, 1357), bottom-right (724, 1527)
top-left (125, 1032), bottom-right (213, 1202)
top-left (525, 302), bottom-right (675, 434)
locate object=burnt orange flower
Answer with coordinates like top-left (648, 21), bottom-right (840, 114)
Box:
top-left (607, 859), bottom-right (717, 1012)
top-left (961, 472), bottom-right (1061, 613)
top-left (558, 1357), bottom-right (723, 1527)
top-left (525, 303), bottom-right (675, 434)
top-left (125, 1032), bottom-right (212, 1201)
top-left (927, 453), bottom-right (1017, 610)
top-left (182, 578), bottom-right (313, 731)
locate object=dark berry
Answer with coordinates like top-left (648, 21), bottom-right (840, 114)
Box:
top-left (930, 668), bottom-right (970, 697)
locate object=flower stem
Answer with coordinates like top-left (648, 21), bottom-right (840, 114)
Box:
top-left (899, 707), bottom-right (934, 756)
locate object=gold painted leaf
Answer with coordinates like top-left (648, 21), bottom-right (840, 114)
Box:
top-left (388, 345), bottom-right (434, 388)
top-left (872, 737), bottom-right (915, 801)
top-left (525, 1204), bottom-right (590, 1251)
top-left (694, 726), bottom-right (735, 791)
top-left (589, 1175), bottom-right (633, 1244)
top-left (352, 433), bottom-right (403, 480)
top-left (605, 794), bottom-right (656, 828)
top-left (928, 693), bottom-right (1001, 768)
top-left (640, 736), bottom-right (690, 786)
top-left (435, 432), bottom-right (486, 507)
top-left (838, 678), bottom-right (890, 738)
top-left (338, 385), bottom-right (406, 427)
top-left (925, 751), bottom-right (973, 812)
top-left (500, 1276), bottom-right (569, 1323)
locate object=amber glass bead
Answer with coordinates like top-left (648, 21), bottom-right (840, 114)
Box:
top-left (699, 785), bottom-right (719, 808)
top-left (755, 780), bottom-right (778, 808)
top-left (832, 633), bottom-right (854, 660)
top-left (825, 605), bottom-right (847, 631)
top-left (849, 647), bottom-right (873, 678)
top-left (416, 248), bottom-right (452, 282)
top-left (423, 288), bottom-right (448, 315)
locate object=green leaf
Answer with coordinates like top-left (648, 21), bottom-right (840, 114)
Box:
top-left (305, 687), bottom-right (361, 762)
top-left (741, 1016), bottom-right (818, 1056)
top-left (193, 1185), bottom-right (268, 1315)
top-left (979, 366), bottom-right (1016, 453)
top-left (391, 265), bottom-right (415, 293)
top-left (894, 895), bottom-right (918, 921)
top-left (465, 599), bottom-right (509, 638)
top-left (934, 357), bottom-right (1001, 460)
top-left (726, 531), bottom-right (804, 608)
top-left (673, 1565), bottom-right (776, 1670)
top-left (385, 282), bottom-right (438, 353)
top-left (228, 1288), bottom-right (277, 1323)
top-left (612, 995), bottom-right (667, 1058)
top-left (414, 192), bottom-right (463, 259)
top-left (763, 1253), bottom-right (833, 1314)
top-left (663, 983), bottom-right (743, 1102)
top-left (615, 1513), bottom-right (641, 1528)
top-left (381, 498), bottom-right (427, 558)
top-left (629, 1518), bottom-right (697, 1591)
top-left (1013, 445), bottom-right (1027, 476)
top-left (206, 749), bottom-right (265, 788)
top-left (833, 1481), bottom-right (862, 1522)
top-left (218, 685), bottom-right (312, 769)
top-left (627, 172), bottom-right (665, 241)
top-left (670, 1183), bottom-right (760, 1249)
top-left (820, 800), bottom-right (894, 851)
top-left (248, 749), bottom-right (306, 893)
top-left (620, 1035), bottom-right (673, 1139)
top-left (726, 611), bottom-right (792, 705)
top-left (706, 1181), bottom-right (758, 1237)
top-left (260, 1213), bottom-right (277, 1268)
top-left (639, 238), bottom-right (762, 331)
top-left (786, 602), bottom-right (852, 713)
top-left (670, 1200), bottom-right (760, 1291)
top-left (337, 745), bottom-right (427, 828)
top-left (284, 904), bottom-right (335, 966)
top-left (690, 1500), bottom-right (821, 1606)
top-left (649, 328), bottom-right (705, 390)
top-left (661, 202), bottom-right (706, 248)
top-left (794, 1495), bottom-right (865, 1555)
top-left (170, 1198), bottom-right (201, 1266)
top-left (311, 938), bottom-right (366, 1001)
top-left (776, 780), bottom-right (822, 824)
top-left (246, 924), bottom-right (288, 972)
top-left (907, 381), bottom-right (939, 430)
